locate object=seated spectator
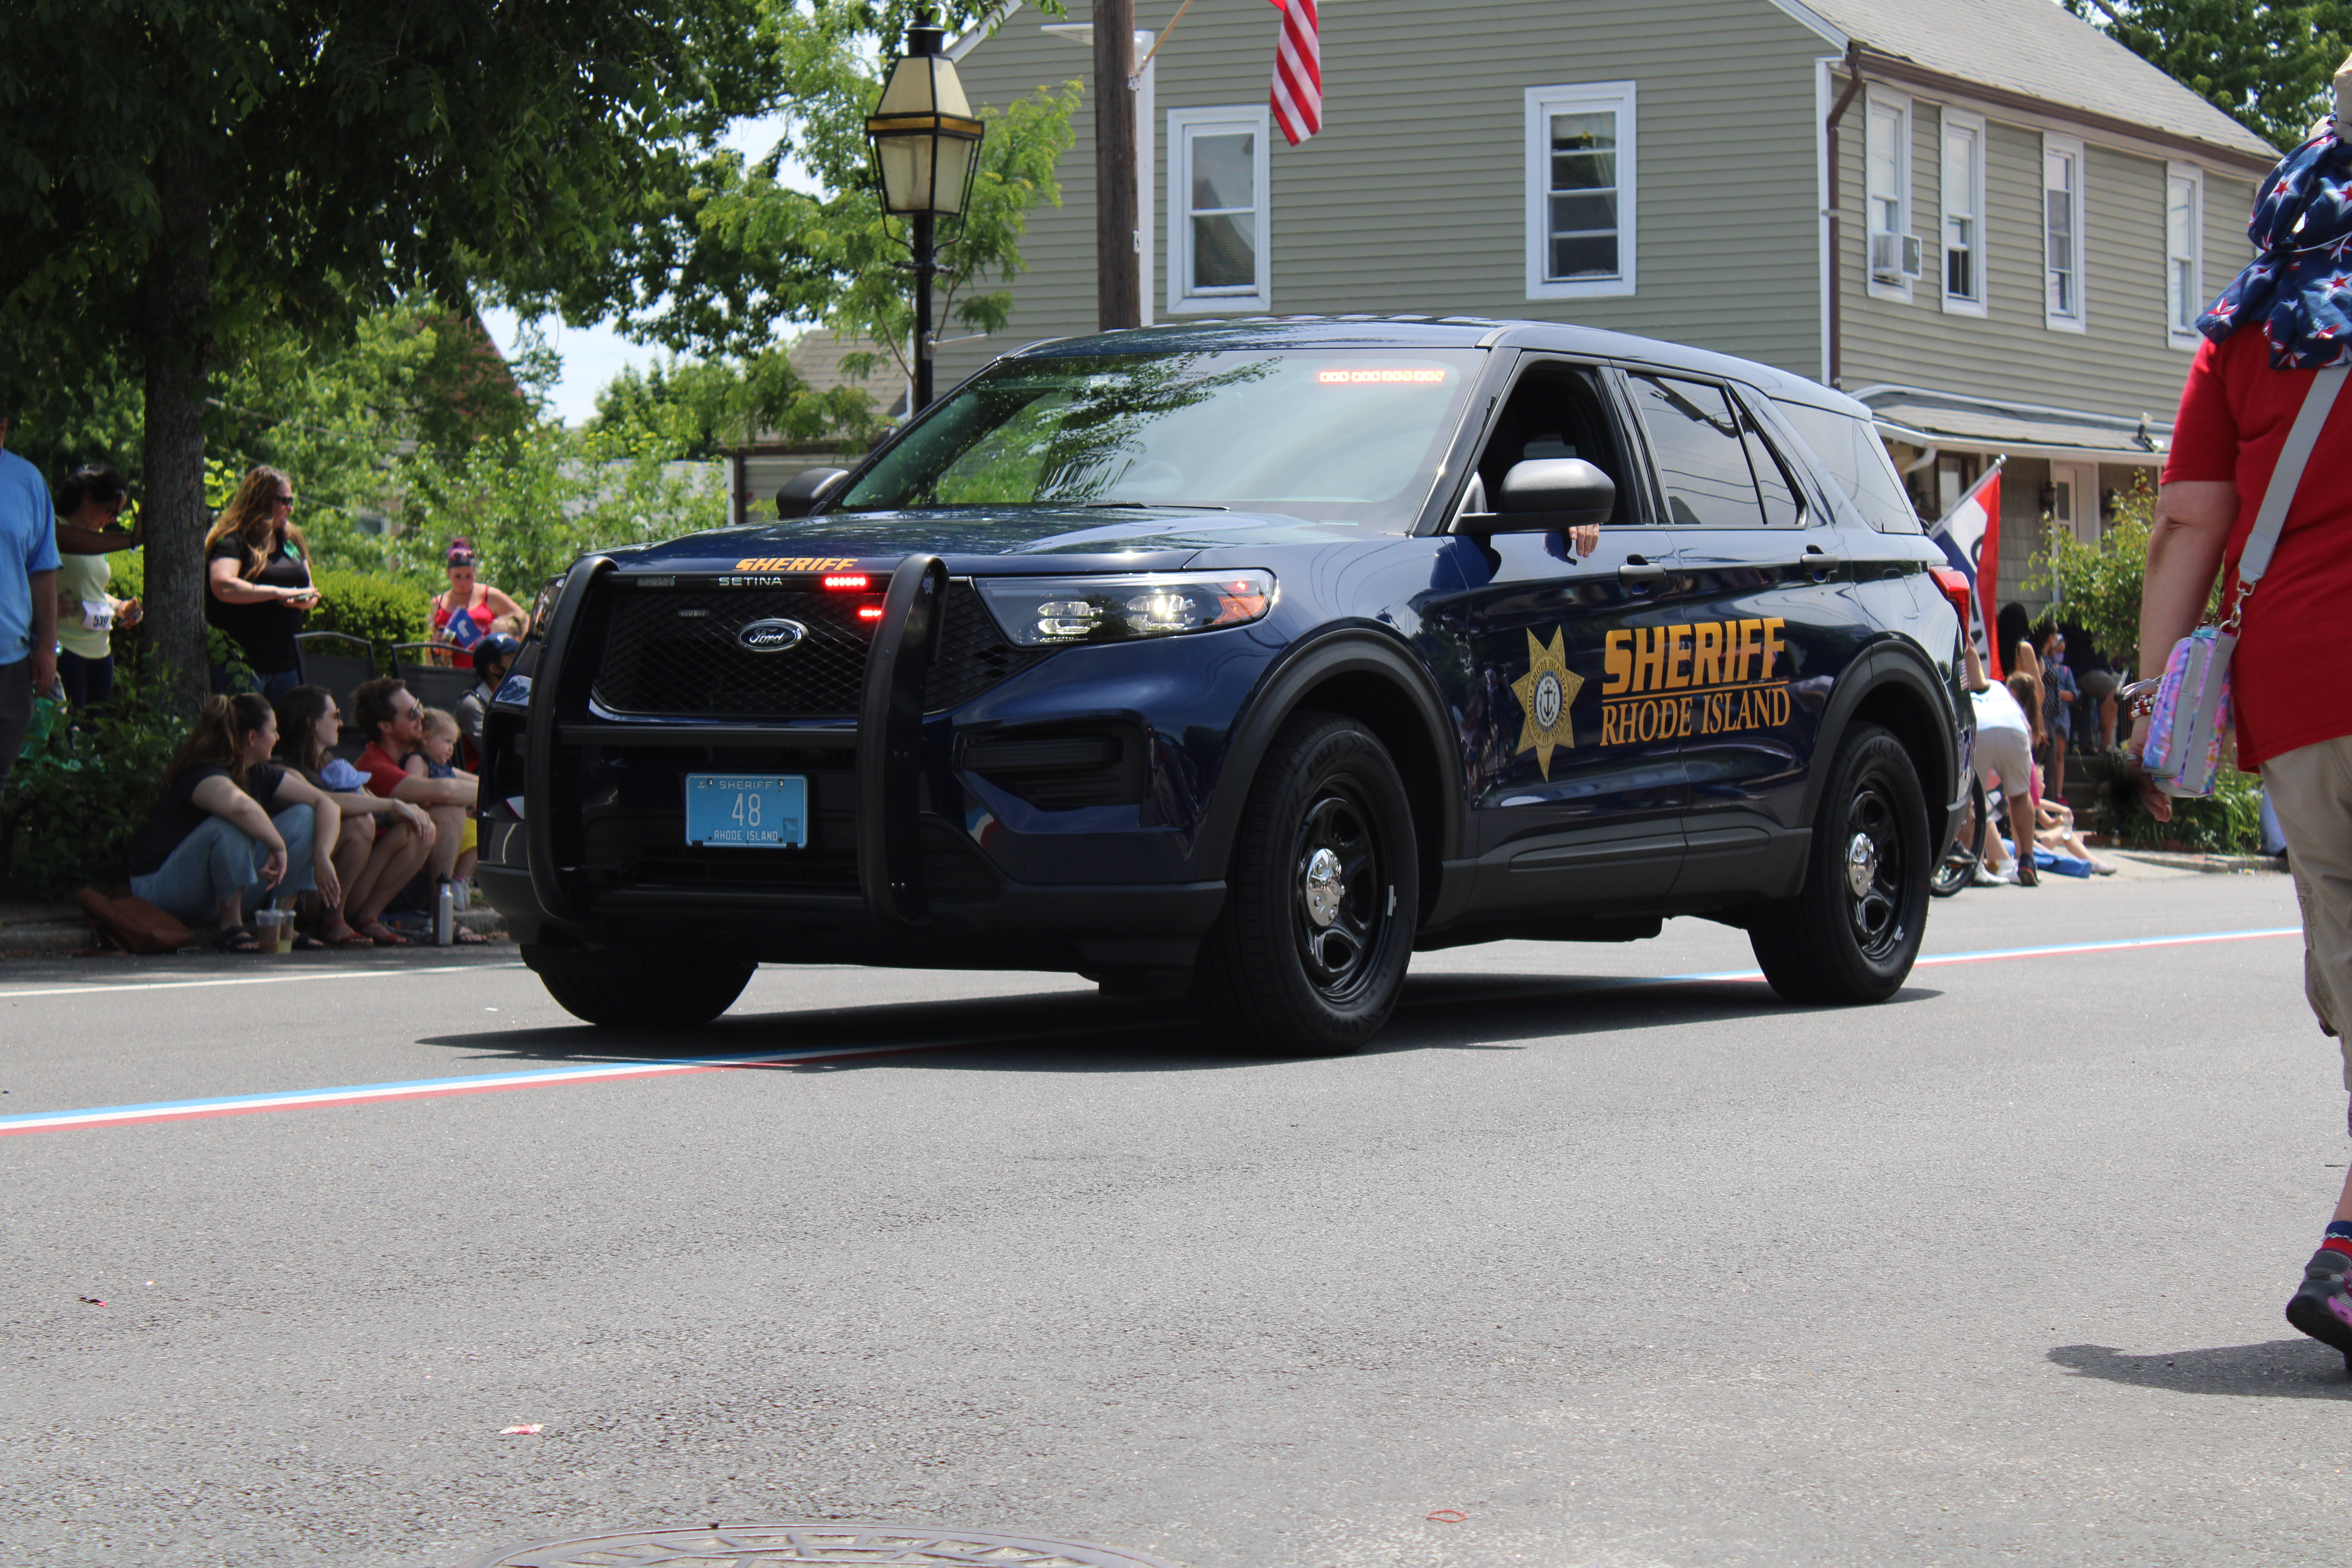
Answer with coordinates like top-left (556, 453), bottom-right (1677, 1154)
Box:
top-left (455, 632), bottom-right (520, 768)
top-left (272, 685), bottom-right (438, 946)
top-left (2034, 794), bottom-right (2116, 875)
top-left (409, 707), bottom-right (479, 885)
top-left (351, 675), bottom-right (488, 942)
top-left (428, 538), bottom-right (528, 667)
top-left (125, 693), bottom-right (342, 950)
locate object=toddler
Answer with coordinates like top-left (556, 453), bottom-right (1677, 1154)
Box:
top-left (407, 708), bottom-right (479, 882)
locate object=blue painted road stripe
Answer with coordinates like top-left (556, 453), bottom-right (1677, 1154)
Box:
top-left (0, 927), bottom-right (2301, 1138)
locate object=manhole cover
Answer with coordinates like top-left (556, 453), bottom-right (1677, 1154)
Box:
top-left (457, 1523), bottom-right (1180, 1568)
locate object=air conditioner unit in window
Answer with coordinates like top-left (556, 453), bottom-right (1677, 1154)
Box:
top-left (1869, 231), bottom-right (1925, 283)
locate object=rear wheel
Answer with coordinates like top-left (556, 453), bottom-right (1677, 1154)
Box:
top-left (534, 956), bottom-right (754, 1028)
top-left (1749, 723), bottom-right (1930, 1004)
top-left (1929, 774), bottom-right (1989, 898)
top-left (1193, 711), bottom-right (1419, 1055)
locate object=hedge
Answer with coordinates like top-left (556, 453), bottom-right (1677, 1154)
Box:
top-left (309, 569), bottom-right (435, 669)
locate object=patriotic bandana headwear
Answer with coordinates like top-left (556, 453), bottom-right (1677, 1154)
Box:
top-left (2198, 119), bottom-right (2352, 368)
top-left (1268, 0), bottom-right (1320, 146)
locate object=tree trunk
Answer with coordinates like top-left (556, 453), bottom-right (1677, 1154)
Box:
top-left (139, 148), bottom-right (213, 715)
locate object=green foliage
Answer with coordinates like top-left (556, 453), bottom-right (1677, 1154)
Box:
top-left (2065, 0), bottom-right (2352, 151)
top-left (2107, 751), bottom-right (2267, 852)
top-left (589, 351), bottom-right (882, 458)
top-left (394, 425), bottom-right (731, 593)
top-left (531, 1), bottom-right (1081, 394)
top-left (308, 570), bottom-right (434, 667)
top-left (2022, 473), bottom-right (2223, 673)
top-left (3, 666), bottom-right (189, 900)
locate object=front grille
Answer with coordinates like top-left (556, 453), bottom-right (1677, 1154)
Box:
top-left (590, 578), bottom-right (1052, 719)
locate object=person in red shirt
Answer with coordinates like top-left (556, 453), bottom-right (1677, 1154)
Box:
top-left (352, 675), bottom-right (476, 892)
top-left (2136, 83), bottom-right (2352, 1368)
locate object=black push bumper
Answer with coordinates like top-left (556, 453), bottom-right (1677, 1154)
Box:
top-left (483, 554), bottom-right (1225, 977)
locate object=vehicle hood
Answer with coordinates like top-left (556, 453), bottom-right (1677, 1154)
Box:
top-left (615, 507), bottom-right (1388, 574)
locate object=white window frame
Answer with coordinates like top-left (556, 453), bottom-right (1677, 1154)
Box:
top-left (2166, 161), bottom-right (2205, 349)
top-left (1862, 86), bottom-right (1913, 304)
top-left (1524, 80), bottom-right (1638, 301)
top-left (1939, 108), bottom-right (1987, 318)
top-left (1166, 106), bottom-right (1270, 314)
top-left (2044, 133), bottom-right (2088, 333)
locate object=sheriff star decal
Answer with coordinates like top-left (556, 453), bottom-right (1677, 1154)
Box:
top-left (1511, 627), bottom-right (1584, 780)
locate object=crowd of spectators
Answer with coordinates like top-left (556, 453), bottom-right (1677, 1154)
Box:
top-left (0, 415), bottom-right (529, 949)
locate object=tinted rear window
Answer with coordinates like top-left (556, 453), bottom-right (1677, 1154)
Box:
top-left (1773, 401), bottom-right (1923, 534)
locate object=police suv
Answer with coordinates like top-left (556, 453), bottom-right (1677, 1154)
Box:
top-left (481, 318), bottom-right (1975, 1054)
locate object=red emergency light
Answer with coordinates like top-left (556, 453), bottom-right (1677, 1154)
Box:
top-left (823, 573), bottom-right (871, 591)
top-left (857, 604), bottom-right (885, 621)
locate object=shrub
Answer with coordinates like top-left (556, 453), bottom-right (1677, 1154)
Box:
top-left (2, 667), bottom-right (189, 900)
top-left (309, 569), bottom-right (434, 669)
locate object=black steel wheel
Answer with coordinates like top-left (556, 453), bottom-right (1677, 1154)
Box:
top-left (1748, 722), bottom-right (1930, 1004)
top-left (1929, 773), bottom-right (1989, 898)
top-left (532, 954), bottom-right (754, 1029)
top-left (1194, 711), bottom-right (1418, 1054)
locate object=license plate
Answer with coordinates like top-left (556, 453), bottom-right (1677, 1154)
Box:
top-left (684, 774), bottom-right (808, 848)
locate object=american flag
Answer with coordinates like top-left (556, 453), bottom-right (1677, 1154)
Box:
top-left (1268, 0), bottom-right (1321, 147)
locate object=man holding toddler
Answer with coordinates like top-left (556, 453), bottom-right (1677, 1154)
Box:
top-left (352, 676), bottom-right (488, 941)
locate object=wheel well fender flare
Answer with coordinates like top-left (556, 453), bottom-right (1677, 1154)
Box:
top-left (1801, 640), bottom-right (1964, 845)
top-left (1193, 625), bottom-right (1465, 894)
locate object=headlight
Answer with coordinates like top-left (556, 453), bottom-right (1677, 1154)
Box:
top-left (974, 570), bottom-right (1277, 647)
top-left (524, 573), bottom-right (565, 642)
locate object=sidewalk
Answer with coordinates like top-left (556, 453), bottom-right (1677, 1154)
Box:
top-left (0, 897), bottom-right (506, 957)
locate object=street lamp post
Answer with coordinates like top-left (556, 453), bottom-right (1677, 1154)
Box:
top-left (865, 18), bottom-right (985, 415)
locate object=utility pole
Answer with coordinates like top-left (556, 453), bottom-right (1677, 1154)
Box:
top-left (1092, 0), bottom-right (1141, 329)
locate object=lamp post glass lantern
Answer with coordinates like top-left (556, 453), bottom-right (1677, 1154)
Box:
top-left (866, 20), bottom-right (985, 413)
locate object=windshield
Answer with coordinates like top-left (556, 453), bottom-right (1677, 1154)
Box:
top-left (831, 347), bottom-right (1486, 530)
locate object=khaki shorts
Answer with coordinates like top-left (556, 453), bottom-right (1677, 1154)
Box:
top-left (2259, 735), bottom-right (2352, 1088)
top-left (1971, 722), bottom-right (2033, 798)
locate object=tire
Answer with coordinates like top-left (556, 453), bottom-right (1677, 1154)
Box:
top-left (1193, 711), bottom-right (1419, 1055)
top-left (1749, 722), bottom-right (1931, 1004)
top-left (535, 957), bottom-right (754, 1028)
top-left (1929, 774), bottom-right (1989, 898)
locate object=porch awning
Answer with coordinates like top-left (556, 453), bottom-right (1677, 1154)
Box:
top-left (1851, 385), bottom-right (2170, 464)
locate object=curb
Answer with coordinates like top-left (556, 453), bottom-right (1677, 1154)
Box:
top-left (0, 906), bottom-right (507, 957)
top-left (2112, 849), bottom-right (2285, 875)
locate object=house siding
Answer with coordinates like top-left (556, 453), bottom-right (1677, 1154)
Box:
top-left (940, 0), bottom-right (1831, 389)
top-left (1837, 88), bottom-right (2256, 425)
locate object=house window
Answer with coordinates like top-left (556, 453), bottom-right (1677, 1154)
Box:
top-left (1864, 88), bottom-right (1913, 299)
top-left (2167, 162), bottom-right (2205, 347)
top-left (1940, 110), bottom-right (1985, 315)
top-left (1524, 81), bottom-right (1637, 300)
top-left (1167, 107), bottom-right (1270, 313)
top-left (2045, 134), bottom-right (2087, 330)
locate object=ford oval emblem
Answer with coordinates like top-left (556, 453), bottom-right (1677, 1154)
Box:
top-left (737, 617), bottom-right (808, 653)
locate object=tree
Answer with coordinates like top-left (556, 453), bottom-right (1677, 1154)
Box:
top-left (2065, 0), bottom-right (2352, 152)
top-left (589, 352), bottom-right (885, 461)
top-left (0, 0), bottom-right (773, 704)
top-left (529, 0), bottom-right (1081, 404)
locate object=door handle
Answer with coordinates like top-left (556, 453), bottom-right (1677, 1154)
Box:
top-left (1756, 550), bottom-right (1840, 575)
top-left (1618, 557), bottom-right (1668, 584)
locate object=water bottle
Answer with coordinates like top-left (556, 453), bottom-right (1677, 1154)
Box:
top-left (434, 878), bottom-right (456, 946)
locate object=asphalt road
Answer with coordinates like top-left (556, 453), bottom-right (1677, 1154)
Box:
top-left (2, 860), bottom-right (2342, 1568)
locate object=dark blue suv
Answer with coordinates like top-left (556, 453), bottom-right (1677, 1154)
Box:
top-left (480, 317), bottom-right (1973, 1053)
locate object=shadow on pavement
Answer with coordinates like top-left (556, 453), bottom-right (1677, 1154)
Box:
top-left (415, 971), bottom-right (1942, 1072)
top-left (2048, 1340), bottom-right (2352, 1398)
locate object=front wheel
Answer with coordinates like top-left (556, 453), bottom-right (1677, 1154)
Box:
top-left (535, 956), bottom-right (754, 1028)
top-left (1748, 722), bottom-right (1930, 1004)
top-left (1193, 711), bottom-right (1419, 1055)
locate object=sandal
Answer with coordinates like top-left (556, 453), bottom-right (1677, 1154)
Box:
top-left (357, 920), bottom-right (412, 946)
top-left (451, 926), bottom-right (492, 945)
top-left (290, 933), bottom-right (329, 951)
top-left (323, 925), bottom-right (375, 947)
top-left (213, 926), bottom-right (263, 953)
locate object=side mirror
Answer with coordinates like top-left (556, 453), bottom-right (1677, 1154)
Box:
top-left (774, 467), bottom-right (850, 520)
top-left (1483, 458), bottom-right (1615, 535)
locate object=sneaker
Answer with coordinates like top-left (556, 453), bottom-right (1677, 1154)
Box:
top-left (1971, 865), bottom-right (2004, 887)
top-left (1995, 864), bottom-right (2021, 885)
top-left (2285, 1248), bottom-right (2352, 1372)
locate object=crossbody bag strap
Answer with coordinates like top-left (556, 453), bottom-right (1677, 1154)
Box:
top-left (2237, 363), bottom-right (2351, 590)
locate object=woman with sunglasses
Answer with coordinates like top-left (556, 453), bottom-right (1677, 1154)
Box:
top-left (50, 463), bottom-right (142, 710)
top-left (270, 684), bottom-right (438, 946)
top-left (428, 538), bottom-right (527, 668)
top-left (204, 466), bottom-right (319, 698)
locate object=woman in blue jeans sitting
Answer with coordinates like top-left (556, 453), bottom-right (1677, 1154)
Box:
top-left (126, 693), bottom-right (343, 951)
